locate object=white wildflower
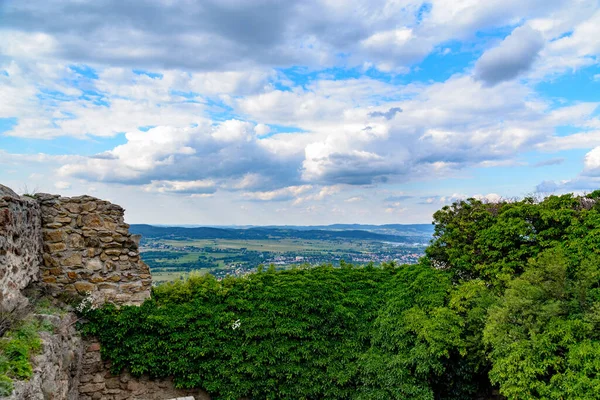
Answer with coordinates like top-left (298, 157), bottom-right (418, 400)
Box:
top-left (76, 291), bottom-right (99, 313)
top-left (231, 319), bottom-right (241, 330)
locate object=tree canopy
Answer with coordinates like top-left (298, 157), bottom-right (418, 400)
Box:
top-left (80, 192), bottom-right (600, 399)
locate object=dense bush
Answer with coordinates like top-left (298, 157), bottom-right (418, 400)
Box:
top-left (81, 193), bottom-right (600, 399)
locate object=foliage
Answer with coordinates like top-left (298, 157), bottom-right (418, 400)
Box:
top-left (0, 319), bottom-right (44, 395)
top-left (484, 249), bottom-right (600, 399)
top-left (82, 264), bottom-right (479, 399)
top-left (427, 192), bottom-right (600, 288)
top-left (80, 192), bottom-right (600, 399)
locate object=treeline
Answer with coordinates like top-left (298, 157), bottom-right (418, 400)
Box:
top-left (130, 224), bottom-right (422, 243)
top-left (80, 193), bottom-right (600, 399)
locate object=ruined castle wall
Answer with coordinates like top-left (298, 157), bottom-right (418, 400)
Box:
top-left (7, 313), bottom-right (83, 400)
top-left (79, 339), bottom-right (210, 400)
top-left (37, 193), bottom-right (151, 306)
top-left (0, 185), bottom-right (43, 311)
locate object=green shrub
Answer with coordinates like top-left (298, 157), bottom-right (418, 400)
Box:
top-left (80, 192), bottom-right (600, 399)
top-left (0, 319), bottom-right (44, 395)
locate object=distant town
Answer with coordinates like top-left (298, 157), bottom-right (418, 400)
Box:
top-left (131, 224), bottom-right (433, 282)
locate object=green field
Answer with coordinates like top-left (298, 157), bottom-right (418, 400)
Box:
top-left (142, 237), bottom-right (425, 283)
top-left (158, 238), bottom-right (367, 253)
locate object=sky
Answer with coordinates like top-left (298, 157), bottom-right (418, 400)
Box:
top-left (1, 0), bottom-right (600, 225)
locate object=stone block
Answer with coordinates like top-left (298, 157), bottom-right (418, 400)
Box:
top-left (82, 214), bottom-right (104, 228)
top-left (85, 259), bottom-right (103, 271)
top-left (69, 233), bottom-right (85, 248)
top-left (62, 253), bottom-right (83, 267)
top-left (82, 202), bottom-right (98, 212)
top-left (79, 383), bottom-right (105, 394)
top-left (47, 242), bottom-right (67, 253)
top-left (74, 281), bottom-right (96, 294)
top-left (90, 275), bottom-right (105, 283)
top-left (43, 229), bottom-right (65, 242)
top-left (87, 342), bottom-right (101, 352)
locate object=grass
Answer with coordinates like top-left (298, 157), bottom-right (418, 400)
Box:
top-left (0, 294), bottom-right (62, 396)
top-left (0, 318), bottom-right (48, 396)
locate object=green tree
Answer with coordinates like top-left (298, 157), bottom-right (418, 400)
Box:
top-left (484, 250), bottom-right (600, 399)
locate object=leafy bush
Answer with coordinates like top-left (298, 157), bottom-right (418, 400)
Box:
top-left (80, 192), bottom-right (600, 399)
top-left (82, 264), bottom-right (478, 399)
top-left (0, 319), bottom-right (44, 395)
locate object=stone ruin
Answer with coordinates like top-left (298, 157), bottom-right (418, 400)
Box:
top-left (0, 184), bottom-right (207, 400)
top-left (38, 193), bottom-right (151, 306)
top-left (0, 184), bottom-right (151, 310)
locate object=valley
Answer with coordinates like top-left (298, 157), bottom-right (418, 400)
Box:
top-left (130, 224), bottom-right (433, 283)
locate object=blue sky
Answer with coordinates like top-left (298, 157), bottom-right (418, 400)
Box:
top-left (1, 0), bottom-right (600, 225)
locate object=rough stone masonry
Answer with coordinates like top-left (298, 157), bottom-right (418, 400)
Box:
top-left (1, 184), bottom-right (151, 308)
top-left (0, 184), bottom-right (43, 311)
top-left (37, 193), bottom-right (151, 305)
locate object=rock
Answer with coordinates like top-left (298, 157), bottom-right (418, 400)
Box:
top-left (62, 253), bottom-right (83, 267)
top-left (69, 233), bottom-right (85, 248)
top-left (47, 242), bottom-right (67, 253)
top-left (82, 202), bottom-right (97, 212)
top-left (64, 202), bottom-right (82, 213)
top-left (74, 281), bottom-right (96, 293)
top-left (84, 259), bottom-right (103, 271)
top-left (82, 214), bottom-right (104, 228)
top-left (87, 342), bottom-right (101, 352)
top-left (55, 216), bottom-right (73, 224)
top-left (79, 383), bottom-right (106, 394)
top-left (43, 229), bottom-right (64, 242)
top-left (0, 184), bottom-right (20, 198)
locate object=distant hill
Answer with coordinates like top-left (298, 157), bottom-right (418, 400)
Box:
top-left (129, 224), bottom-right (434, 244)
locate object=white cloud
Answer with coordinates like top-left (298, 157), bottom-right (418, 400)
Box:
top-left (211, 120), bottom-right (255, 142)
top-left (143, 180), bottom-right (216, 194)
top-left (474, 25), bottom-right (545, 85)
top-left (54, 181), bottom-right (71, 190)
top-left (242, 185), bottom-right (313, 201)
top-left (473, 193), bottom-right (502, 202)
top-left (535, 8), bottom-right (600, 76)
top-left (583, 146), bottom-right (600, 175)
top-left (345, 196), bottom-right (364, 203)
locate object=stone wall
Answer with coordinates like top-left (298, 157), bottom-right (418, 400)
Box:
top-left (79, 340), bottom-right (210, 400)
top-left (37, 194), bottom-right (151, 306)
top-left (7, 313), bottom-right (83, 400)
top-left (0, 184), bottom-right (208, 399)
top-left (0, 185), bottom-right (43, 311)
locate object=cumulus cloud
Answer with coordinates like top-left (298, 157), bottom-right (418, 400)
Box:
top-left (242, 185), bottom-right (312, 202)
top-left (535, 146), bottom-right (600, 193)
top-left (0, 0), bottom-right (569, 73)
top-left (536, 9), bottom-right (600, 75)
top-left (57, 123), bottom-right (300, 190)
top-left (473, 193), bottom-right (502, 203)
top-left (474, 25), bottom-right (545, 85)
top-left (143, 180), bottom-right (216, 195)
top-left (384, 202), bottom-right (408, 214)
top-left (54, 181), bottom-right (71, 190)
top-left (583, 146), bottom-right (600, 176)
top-left (369, 107), bottom-right (403, 120)
top-left (3, 0), bottom-right (600, 225)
